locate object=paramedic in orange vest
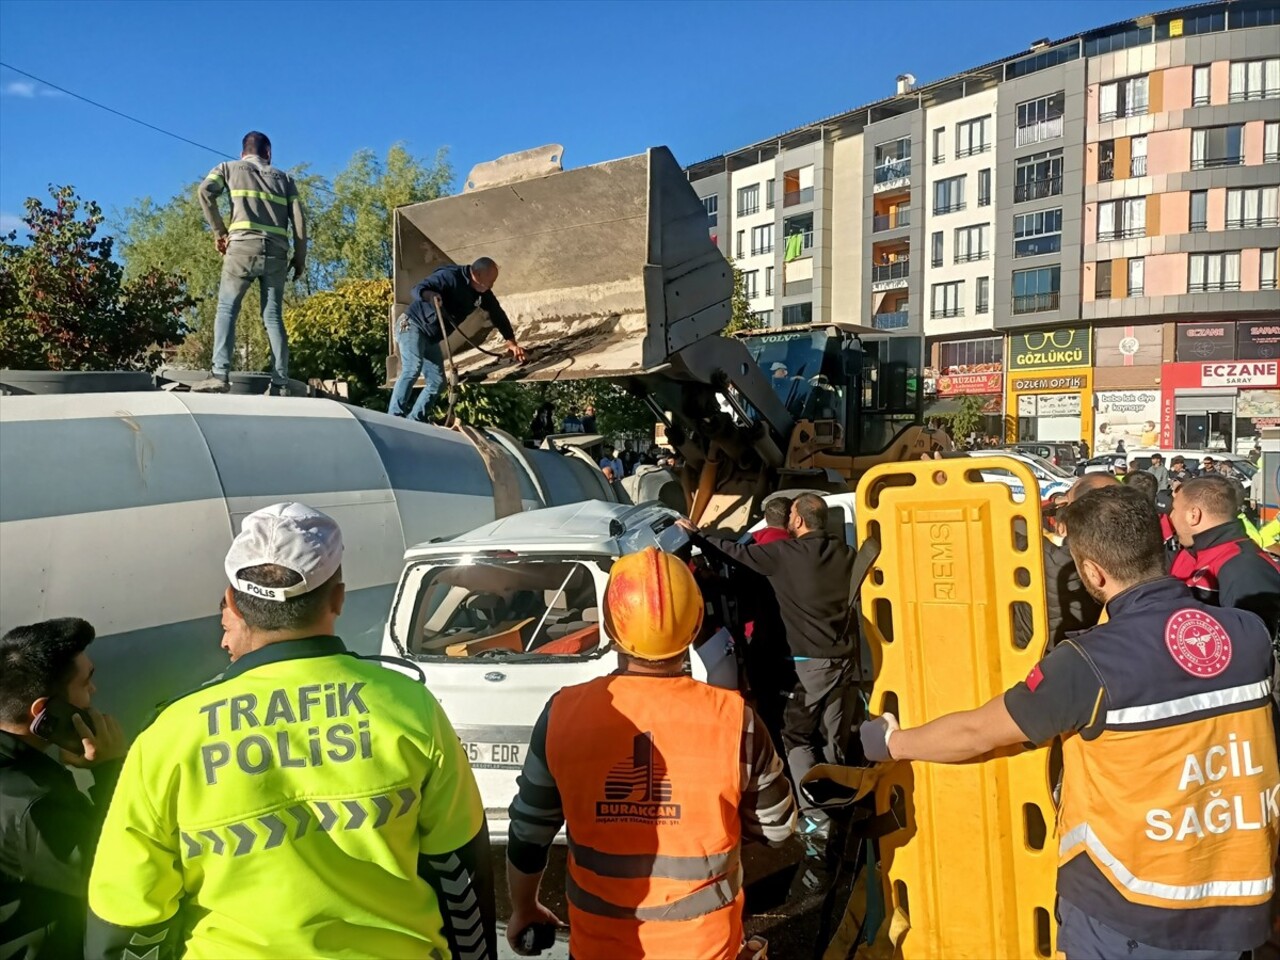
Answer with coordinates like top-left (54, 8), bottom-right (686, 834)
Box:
top-left (862, 485), bottom-right (1279, 960)
top-left (505, 547), bottom-right (797, 959)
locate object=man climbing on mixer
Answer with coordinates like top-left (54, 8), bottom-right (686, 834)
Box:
top-left (388, 258), bottom-right (528, 422)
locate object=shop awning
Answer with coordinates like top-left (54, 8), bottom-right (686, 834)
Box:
top-left (924, 397), bottom-right (965, 416)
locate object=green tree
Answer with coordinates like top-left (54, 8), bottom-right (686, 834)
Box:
top-left (722, 257), bottom-right (760, 335)
top-left (0, 185), bottom-right (193, 372)
top-left (946, 395), bottom-right (987, 441)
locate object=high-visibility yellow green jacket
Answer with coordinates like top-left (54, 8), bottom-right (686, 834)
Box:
top-left (86, 636), bottom-right (494, 960)
top-left (198, 155), bottom-right (306, 261)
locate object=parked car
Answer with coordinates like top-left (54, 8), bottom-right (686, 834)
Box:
top-left (1011, 441), bottom-right (1079, 471)
top-left (1075, 454), bottom-right (1127, 477)
top-left (962, 450), bottom-right (1077, 504)
top-left (1126, 450), bottom-right (1256, 485)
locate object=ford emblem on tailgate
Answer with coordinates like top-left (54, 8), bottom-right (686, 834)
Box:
top-left (484, 671), bottom-right (506, 683)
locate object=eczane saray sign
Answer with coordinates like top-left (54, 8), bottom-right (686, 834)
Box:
top-left (1199, 361), bottom-right (1279, 388)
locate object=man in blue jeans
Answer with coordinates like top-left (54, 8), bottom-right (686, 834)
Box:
top-left (193, 132), bottom-right (306, 396)
top-left (389, 258), bottom-right (527, 422)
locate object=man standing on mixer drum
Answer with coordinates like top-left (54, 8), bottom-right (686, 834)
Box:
top-left (388, 258), bottom-right (528, 422)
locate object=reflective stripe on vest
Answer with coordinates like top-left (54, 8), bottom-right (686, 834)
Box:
top-left (567, 862), bottom-right (741, 921)
top-left (231, 188), bottom-right (292, 207)
top-left (228, 220), bottom-right (290, 238)
top-left (1059, 823), bottom-right (1274, 902)
top-left (568, 835), bottom-right (739, 882)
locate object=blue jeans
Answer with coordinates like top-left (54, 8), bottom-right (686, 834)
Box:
top-left (388, 322), bottom-right (444, 421)
top-left (212, 238), bottom-right (290, 386)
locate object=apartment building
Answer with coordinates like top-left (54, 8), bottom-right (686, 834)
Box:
top-left (688, 1), bottom-right (1279, 451)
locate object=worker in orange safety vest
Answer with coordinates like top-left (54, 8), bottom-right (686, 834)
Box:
top-left (505, 546), bottom-right (797, 959)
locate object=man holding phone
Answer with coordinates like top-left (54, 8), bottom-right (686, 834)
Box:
top-left (0, 617), bottom-right (127, 960)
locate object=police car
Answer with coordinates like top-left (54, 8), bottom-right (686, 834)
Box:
top-left (381, 500), bottom-right (697, 833)
top-left (963, 450), bottom-right (1076, 504)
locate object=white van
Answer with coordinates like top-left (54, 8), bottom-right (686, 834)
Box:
top-left (380, 500), bottom-right (693, 832)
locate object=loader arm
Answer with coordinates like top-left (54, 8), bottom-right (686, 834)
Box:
top-left (389, 145), bottom-right (795, 484)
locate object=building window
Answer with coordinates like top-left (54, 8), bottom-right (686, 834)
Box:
top-left (1188, 252), bottom-right (1242, 292)
top-left (1016, 92), bottom-right (1065, 147)
top-left (751, 310), bottom-right (773, 326)
top-left (1129, 257), bottom-right (1145, 297)
top-left (751, 223), bottom-right (774, 256)
top-left (1130, 135), bottom-right (1147, 177)
top-left (976, 276), bottom-right (990, 314)
top-left (743, 269), bottom-right (759, 299)
top-left (783, 166), bottom-right (815, 207)
top-left (934, 175), bottom-right (966, 214)
top-left (954, 225), bottom-right (989, 263)
top-left (1192, 65), bottom-right (1211, 106)
top-left (1099, 75), bottom-right (1149, 121)
top-left (933, 127), bottom-right (946, 164)
top-left (1097, 197), bottom-right (1146, 241)
top-left (978, 169), bottom-right (991, 207)
top-left (956, 116), bottom-right (992, 157)
top-left (737, 184), bottom-right (760, 217)
top-left (1014, 149), bottom-right (1063, 203)
top-left (782, 303), bottom-right (812, 326)
top-left (1098, 139), bottom-right (1115, 181)
top-left (939, 336), bottom-right (1002, 370)
top-left (735, 230), bottom-right (745, 260)
top-left (931, 231), bottom-right (944, 267)
top-left (1262, 250), bottom-right (1278, 290)
top-left (1013, 208), bottom-right (1063, 257)
top-left (702, 195), bottom-right (718, 229)
top-left (765, 265), bottom-right (774, 296)
top-left (874, 138), bottom-right (912, 184)
top-left (1012, 265), bottom-right (1061, 314)
top-left (766, 179), bottom-right (776, 210)
top-left (1267, 122), bottom-right (1279, 163)
top-left (1190, 190), bottom-right (1208, 232)
top-left (931, 281), bottom-right (965, 319)
top-left (1226, 187), bottom-right (1279, 229)
top-left (1096, 260), bottom-right (1113, 298)
top-left (1228, 59), bottom-right (1279, 102)
top-left (1191, 126), bottom-right (1244, 169)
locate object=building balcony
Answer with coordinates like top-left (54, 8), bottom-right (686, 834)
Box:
top-left (1015, 116), bottom-right (1064, 148)
top-left (934, 201), bottom-right (966, 216)
top-left (750, 244), bottom-right (774, 257)
top-left (955, 142), bottom-right (991, 159)
top-left (1192, 155), bottom-right (1243, 170)
top-left (783, 187), bottom-right (815, 208)
top-left (1193, 93), bottom-right (1211, 107)
top-left (1229, 88), bottom-right (1279, 103)
top-left (1188, 280), bottom-right (1242, 292)
top-left (1097, 226), bottom-right (1146, 241)
top-left (1099, 160), bottom-right (1114, 182)
top-left (1190, 218), bottom-right (1208, 232)
top-left (1130, 155), bottom-right (1147, 176)
top-left (1014, 176), bottom-right (1063, 203)
top-left (931, 307), bottom-right (965, 319)
top-left (954, 250), bottom-right (989, 263)
top-left (874, 158), bottom-right (912, 185)
top-left (1012, 291), bottom-right (1061, 314)
top-left (872, 310), bottom-right (910, 331)
top-left (1226, 216), bottom-right (1280, 229)
top-left (872, 208), bottom-right (912, 232)
top-left (1267, 150), bottom-right (1280, 163)
top-left (1099, 104), bottom-right (1148, 122)
top-left (1129, 284), bottom-right (1144, 296)
top-left (737, 203), bottom-right (760, 217)
top-left (872, 260), bottom-right (911, 283)
top-left (1263, 278), bottom-right (1278, 290)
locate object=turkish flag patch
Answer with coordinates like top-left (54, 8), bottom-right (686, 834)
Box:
top-left (1026, 664), bottom-right (1045, 692)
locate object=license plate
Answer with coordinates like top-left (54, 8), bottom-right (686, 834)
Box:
top-left (464, 742), bottom-right (525, 769)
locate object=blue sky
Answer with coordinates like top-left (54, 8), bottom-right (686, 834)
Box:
top-left (1, 0), bottom-right (1156, 236)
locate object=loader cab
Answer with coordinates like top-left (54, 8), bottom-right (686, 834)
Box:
top-left (740, 322), bottom-right (923, 458)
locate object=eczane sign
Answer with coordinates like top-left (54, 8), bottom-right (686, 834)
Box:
top-left (1199, 361), bottom-right (1279, 388)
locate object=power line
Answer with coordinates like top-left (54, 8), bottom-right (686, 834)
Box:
top-left (0, 61), bottom-right (338, 198)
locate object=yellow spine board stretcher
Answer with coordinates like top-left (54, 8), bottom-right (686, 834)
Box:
top-left (854, 458), bottom-right (1057, 959)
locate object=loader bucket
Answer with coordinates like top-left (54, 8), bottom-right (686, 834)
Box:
top-left (389, 146), bottom-right (731, 384)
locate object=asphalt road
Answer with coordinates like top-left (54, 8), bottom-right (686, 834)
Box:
top-left (493, 836), bottom-right (837, 959)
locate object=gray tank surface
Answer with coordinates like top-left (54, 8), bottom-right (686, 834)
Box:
top-left (0, 390), bottom-right (611, 730)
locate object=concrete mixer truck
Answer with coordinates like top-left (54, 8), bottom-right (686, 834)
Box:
top-left (388, 144), bottom-right (948, 533)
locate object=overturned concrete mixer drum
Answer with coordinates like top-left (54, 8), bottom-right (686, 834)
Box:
top-left (0, 377), bottom-right (615, 730)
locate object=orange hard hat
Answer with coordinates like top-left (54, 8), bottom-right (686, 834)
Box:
top-left (604, 547), bottom-right (704, 661)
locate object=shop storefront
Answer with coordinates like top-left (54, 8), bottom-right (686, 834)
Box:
top-left (1092, 323), bottom-right (1165, 455)
top-left (923, 336), bottom-right (1004, 439)
top-left (1005, 326), bottom-right (1094, 443)
top-left (1162, 321), bottom-right (1280, 452)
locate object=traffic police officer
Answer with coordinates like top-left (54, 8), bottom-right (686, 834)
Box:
top-left (862, 486), bottom-right (1278, 959)
top-left (87, 502), bottom-right (495, 960)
